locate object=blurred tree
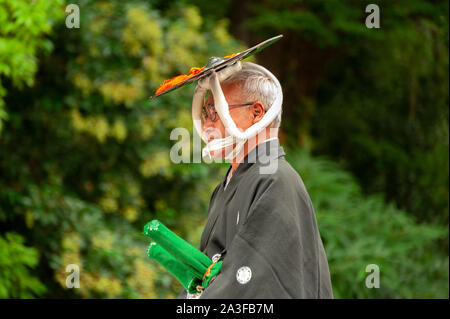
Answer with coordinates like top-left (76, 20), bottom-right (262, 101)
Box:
top-left (0, 0), bottom-right (63, 135)
top-left (0, 232), bottom-right (46, 298)
top-left (287, 149), bottom-right (448, 298)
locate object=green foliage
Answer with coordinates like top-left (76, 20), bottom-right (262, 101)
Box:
top-left (0, 0), bottom-right (447, 299)
top-left (245, 0), bottom-right (446, 46)
top-left (0, 0), bottom-right (63, 135)
top-left (0, 0), bottom-right (236, 298)
top-left (287, 149), bottom-right (449, 298)
top-left (0, 232), bottom-right (46, 298)
top-left (313, 13), bottom-right (449, 223)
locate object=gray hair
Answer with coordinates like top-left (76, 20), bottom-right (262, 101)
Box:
top-left (222, 69), bottom-right (282, 128)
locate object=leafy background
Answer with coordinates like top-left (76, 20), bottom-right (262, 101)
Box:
top-left (0, 0), bottom-right (448, 298)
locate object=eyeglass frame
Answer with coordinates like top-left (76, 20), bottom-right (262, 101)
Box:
top-left (201, 101), bottom-right (256, 123)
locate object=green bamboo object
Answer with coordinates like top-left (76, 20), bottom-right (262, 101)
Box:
top-left (146, 241), bottom-right (202, 293)
top-left (143, 219), bottom-right (221, 294)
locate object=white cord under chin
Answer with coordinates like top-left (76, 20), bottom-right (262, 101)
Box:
top-left (202, 136), bottom-right (247, 161)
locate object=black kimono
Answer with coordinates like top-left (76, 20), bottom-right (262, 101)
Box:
top-left (179, 139), bottom-right (333, 299)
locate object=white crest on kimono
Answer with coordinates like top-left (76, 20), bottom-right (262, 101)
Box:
top-left (236, 266), bottom-right (252, 284)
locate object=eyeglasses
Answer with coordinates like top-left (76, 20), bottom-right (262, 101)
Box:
top-left (201, 102), bottom-right (255, 123)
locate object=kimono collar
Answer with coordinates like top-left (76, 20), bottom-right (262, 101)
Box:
top-left (241, 138), bottom-right (284, 164)
top-left (222, 138), bottom-right (285, 189)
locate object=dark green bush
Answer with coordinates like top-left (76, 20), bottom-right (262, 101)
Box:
top-left (287, 149), bottom-right (448, 298)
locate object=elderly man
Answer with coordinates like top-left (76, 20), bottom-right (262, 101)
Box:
top-left (177, 61), bottom-right (333, 299)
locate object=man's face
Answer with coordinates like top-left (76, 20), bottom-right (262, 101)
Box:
top-left (201, 83), bottom-right (256, 158)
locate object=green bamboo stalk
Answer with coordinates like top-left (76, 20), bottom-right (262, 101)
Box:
top-left (143, 220), bottom-right (212, 278)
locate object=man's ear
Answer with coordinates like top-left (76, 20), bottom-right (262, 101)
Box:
top-left (251, 102), bottom-right (265, 123)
